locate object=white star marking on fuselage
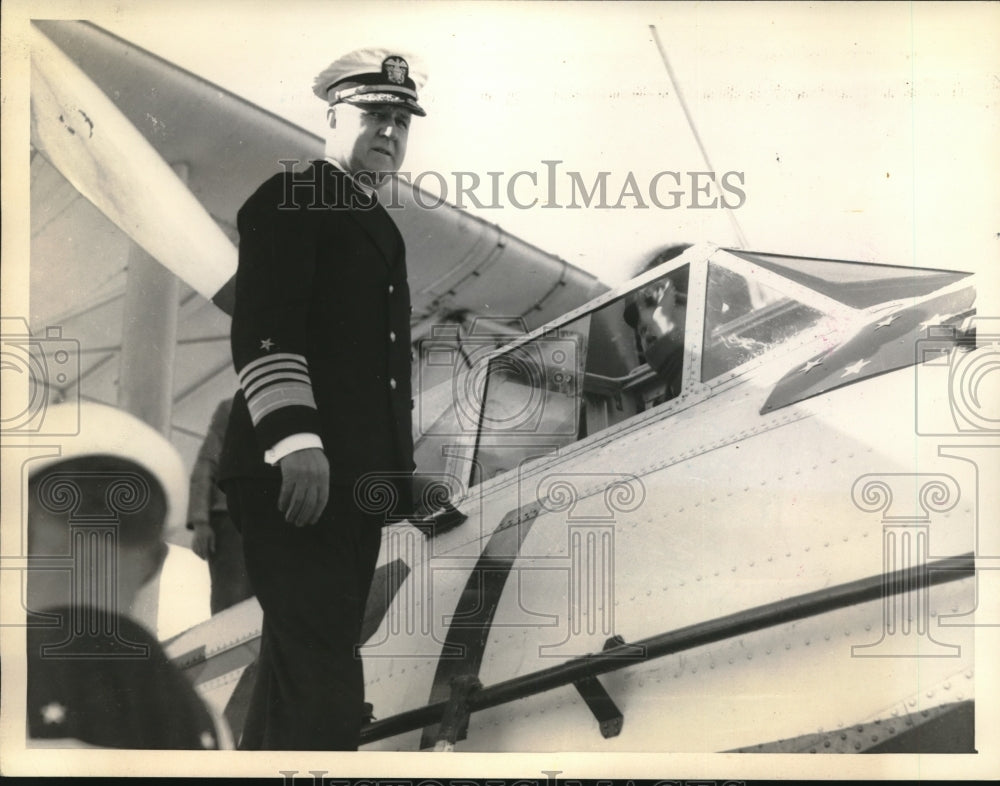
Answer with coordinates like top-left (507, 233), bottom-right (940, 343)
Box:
top-left (841, 358), bottom-right (872, 377)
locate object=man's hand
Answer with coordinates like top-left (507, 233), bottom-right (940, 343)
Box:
top-left (190, 521), bottom-right (215, 560)
top-left (278, 447), bottom-right (330, 527)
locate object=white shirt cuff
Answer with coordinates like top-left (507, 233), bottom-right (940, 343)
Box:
top-left (264, 433), bottom-right (324, 465)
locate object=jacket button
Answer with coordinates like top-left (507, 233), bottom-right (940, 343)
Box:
top-left (389, 331), bottom-right (396, 343)
top-left (388, 284), bottom-right (394, 294)
top-left (389, 378), bottom-right (397, 390)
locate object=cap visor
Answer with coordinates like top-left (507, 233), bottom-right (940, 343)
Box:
top-left (341, 94), bottom-right (426, 117)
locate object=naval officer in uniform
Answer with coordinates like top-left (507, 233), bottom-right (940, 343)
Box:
top-left (219, 47), bottom-right (427, 750)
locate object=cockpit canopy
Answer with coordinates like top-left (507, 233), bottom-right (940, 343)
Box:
top-left (414, 244), bottom-right (972, 490)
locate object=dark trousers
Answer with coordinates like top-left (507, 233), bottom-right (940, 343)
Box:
top-left (226, 479), bottom-right (383, 751)
top-left (207, 511), bottom-right (254, 615)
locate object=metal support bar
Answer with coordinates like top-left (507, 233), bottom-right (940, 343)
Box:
top-left (433, 675), bottom-right (482, 751)
top-left (572, 635), bottom-right (628, 739)
top-left (360, 553), bottom-right (974, 746)
top-left (573, 676), bottom-right (623, 739)
top-left (581, 636), bottom-right (628, 737)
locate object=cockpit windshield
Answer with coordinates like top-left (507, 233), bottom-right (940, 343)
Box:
top-left (702, 261), bottom-right (826, 380)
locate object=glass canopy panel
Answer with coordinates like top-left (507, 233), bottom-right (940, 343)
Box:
top-left (727, 250), bottom-right (970, 308)
top-left (470, 266), bottom-right (690, 486)
top-left (701, 261), bottom-right (826, 381)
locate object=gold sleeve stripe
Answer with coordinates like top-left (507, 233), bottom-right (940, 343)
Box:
top-left (239, 352), bottom-right (309, 388)
top-left (238, 352), bottom-right (317, 425)
top-left (245, 382), bottom-right (317, 425)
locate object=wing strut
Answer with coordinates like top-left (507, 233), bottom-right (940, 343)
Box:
top-left (30, 23), bottom-right (237, 305)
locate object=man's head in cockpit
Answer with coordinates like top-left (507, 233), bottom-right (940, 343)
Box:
top-left (624, 278), bottom-right (682, 354)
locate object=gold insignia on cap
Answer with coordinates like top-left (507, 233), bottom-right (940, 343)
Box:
top-left (312, 48), bottom-right (427, 116)
top-left (382, 56), bottom-right (408, 85)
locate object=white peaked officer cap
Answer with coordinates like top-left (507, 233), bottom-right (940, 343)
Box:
top-left (28, 402), bottom-right (189, 532)
top-left (313, 47), bottom-right (428, 116)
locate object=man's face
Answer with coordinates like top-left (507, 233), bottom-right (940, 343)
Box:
top-left (633, 282), bottom-right (679, 352)
top-left (326, 103), bottom-right (411, 179)
top-left (635, 301), bottom-right (666, 352)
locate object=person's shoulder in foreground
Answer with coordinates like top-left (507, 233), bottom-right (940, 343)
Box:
top-left (25, 402), bottom-right (229, 749)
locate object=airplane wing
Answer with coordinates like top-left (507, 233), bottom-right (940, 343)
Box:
top-left (29, 19), bottom-right (606, 470)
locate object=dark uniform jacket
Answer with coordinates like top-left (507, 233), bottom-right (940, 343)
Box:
top-left (28, 608), bottom-right (222, 749)
top-left (220, 161), bottom-right (415, 505)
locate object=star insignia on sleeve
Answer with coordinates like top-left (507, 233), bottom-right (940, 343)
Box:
top-left (41, 702), bottom-right (67, 725)
top-left (874, 315), bottom-right (897, 330)
top-left (259, 338), bottom-right (275, 352)
top-left (801, 358), bottom-right (824, 374)
top-left (841, 358), bottom-right (871, 377)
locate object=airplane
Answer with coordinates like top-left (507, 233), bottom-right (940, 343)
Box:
top-left (165, 241), bottom-right (985, 754)
top-left (16, 17), bottom-right (998, 759)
